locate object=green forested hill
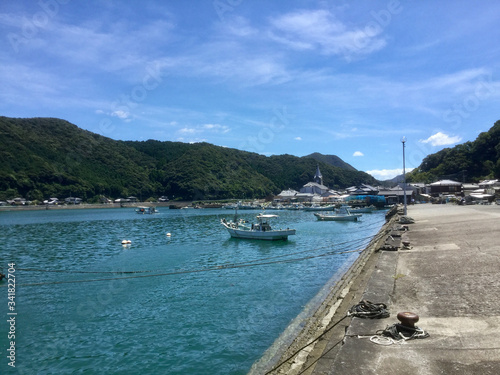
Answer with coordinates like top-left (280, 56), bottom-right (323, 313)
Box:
top-left (304, 152), bottom-right (357, 171)
top-left (409, 120), bottom-right (500, 183)
top-left (0, 117), bottom-right (376, 201)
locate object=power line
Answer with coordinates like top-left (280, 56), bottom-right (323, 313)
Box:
top-left (13, 224), bottom-right (384, 276)
top-left (2, 220), bottom-right (388, 288)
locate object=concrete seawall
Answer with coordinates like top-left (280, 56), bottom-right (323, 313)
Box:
top-left (251, 207), bottom-right (400, 374)
top-left (261, 203), bottom-right (500, 375)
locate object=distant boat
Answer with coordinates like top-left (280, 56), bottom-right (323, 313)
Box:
top-left (284, 204), bottom-right (305, 210)
top-left (264, 205), bottom-right (283, 210)
top-left (314, 206), bottom-right (361, 221)
top-left (221, 214), bottom-right (296, 240)
top-left (135, 206), bottom-right (157, 214)
top-left (222, 201), bottom-right (262, 210)
top-left (349, 205), bottom-right (377, 213)
top-left (303, 204), bottom-right (336, 211)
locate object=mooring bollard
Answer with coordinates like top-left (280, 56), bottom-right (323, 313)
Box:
top-left (397, 311), bottom-right (419, 328)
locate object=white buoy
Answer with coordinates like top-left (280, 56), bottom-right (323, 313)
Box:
top-left (166, 233), bottom-right (171, 237)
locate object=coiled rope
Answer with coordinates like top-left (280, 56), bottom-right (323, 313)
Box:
top-left (378, 323), bottom-right (430, 341)
top-left (347, 300), bottom-right (390, 319)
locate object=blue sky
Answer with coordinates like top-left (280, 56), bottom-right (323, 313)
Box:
top-left (1, 1), bottom-right (500, 180)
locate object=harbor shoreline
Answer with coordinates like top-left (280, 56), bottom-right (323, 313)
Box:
top-left (262, 203), bottom-right (500, 375)
top-left (0, 202), bottom-right (183, 212)
top-left (249, 207), bottom-right (398, 374)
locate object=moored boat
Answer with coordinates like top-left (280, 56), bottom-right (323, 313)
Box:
top-left (221, 214), bottom-right (296, 240)
top-left (135, 206), bottom-right (157, 214)
top-left (349, 205), bottom-right (377, 213)
top-left (222, 201), bottom-right (262, 210)
top-left (303, 204), bottom-right (336, 211)
top-left (314, 206), bottom-right (361, 221)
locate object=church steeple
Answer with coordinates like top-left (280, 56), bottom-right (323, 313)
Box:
top-left (314, 165), bottom-right (323, 186)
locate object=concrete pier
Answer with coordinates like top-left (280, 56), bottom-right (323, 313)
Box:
top-left (267, 203), bottom-right (500, 375)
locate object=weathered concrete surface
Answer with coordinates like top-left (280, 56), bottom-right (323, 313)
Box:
top-left (309, 204), bottom-right (500, 375)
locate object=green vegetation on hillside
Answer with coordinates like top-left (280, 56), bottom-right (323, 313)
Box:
top-left (0, 117), bottom-right (376, 202)
top-left (304, 152), bottom-right (357, 171)
top-left (408, 120), bottom-right (500, 183)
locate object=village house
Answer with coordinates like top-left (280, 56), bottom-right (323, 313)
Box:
top-left (429, 180), bottom-right (463, 197)
top-left (377, 186), bottom-right (415, 206)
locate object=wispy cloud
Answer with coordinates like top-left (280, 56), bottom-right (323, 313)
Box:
top-left (353, 151), bottom-right (364, 157)
top-left (202, 124), bottom-right (231, 133)
top-left (217, 15), bottom-right (258, 37)
top-left (1, 1), bottom-right (499, 175)
top-left (177, 123), bottom-right (230, 136)
top-left (268, 9), bottom-right (386, 58)
top-left (178, 127), bottom-right (197, 135)
top-left (111, 110), bottom-right (131, 120)
top-left (419, 132), bottom-right (462, 146)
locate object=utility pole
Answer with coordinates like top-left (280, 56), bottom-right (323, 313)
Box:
top-left (401, 136), bottom-right (407, 215)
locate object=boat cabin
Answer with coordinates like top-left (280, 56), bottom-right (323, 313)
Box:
top-left (253, 214), bottom-right (277, 231)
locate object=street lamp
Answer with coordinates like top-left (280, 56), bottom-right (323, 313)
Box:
top-left (401, 136), bottom-right (407, 215)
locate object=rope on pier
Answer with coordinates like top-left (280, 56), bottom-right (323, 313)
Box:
top-left (347, 300), bottom-right (390, 319)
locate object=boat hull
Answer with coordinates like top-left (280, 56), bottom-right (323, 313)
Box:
top-left (303, 205), bottom-right (335, 211)
top-left (224, 226), bottom-right (295, 240)
top-left (221, 220), bottom-right (296, 240)
top-left (314, 213), bottom-right (361, 221)
top-left (349, 206), bottom-right (377, 213)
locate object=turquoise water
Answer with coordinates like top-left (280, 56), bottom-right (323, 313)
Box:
top-left (0, 207), bottom-right (386, 374)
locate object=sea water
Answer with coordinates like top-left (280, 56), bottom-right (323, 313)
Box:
top-left (0, 207), bottom-right (386, 374)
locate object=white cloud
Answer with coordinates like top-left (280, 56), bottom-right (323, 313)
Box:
top-left (176, 124), bottom-right (231, 138)
top-left (419, 132), bottom-right (462, 146)
top-left (111, 110), bottom-right (131, 119)
top-left (178, 127), bottom-right (196, 134)
top-left (268, 9), bottom-right (386, 57)
top-left (353, 151), bottom-right (364, 157)
top-left (294, 136), bottom-right (302, 141)
top-left (202, 124), bottom-right (230, 133)
top-left (366, 168), bottom-right (414, 181)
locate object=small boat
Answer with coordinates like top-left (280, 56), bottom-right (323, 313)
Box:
top-left (303, 204), bottom-right (336, 211)
top-left (284, 204), bottom-right (305, 210)
top-left (135, 206), bottom-right (157, 214)
top-left (263, 204), bottom-right (283, 210)
top-left (349, 205), bottom-right (377, 213)
top-left (222, 201), bottom-right (262, 210)
top-left (314, 206), bottom-right (362, 221)
top-left (221, 214), bottom-right (296, 240)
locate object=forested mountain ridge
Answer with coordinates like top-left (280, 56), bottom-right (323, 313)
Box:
top-left (304, 152), bottom-right (357, 171)
top-left (0, 117), bottom-right (376, 201)
top-left (408, 120), bottom-right (500, 183)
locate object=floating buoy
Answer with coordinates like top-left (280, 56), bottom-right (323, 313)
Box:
top-left (121, 240), bottom-right (132, 245)
top-left (166, 233), bottom-right (171, 237)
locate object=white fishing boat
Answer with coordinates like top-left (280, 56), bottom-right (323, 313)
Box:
top-left (135, 206), bottom-right (157, 214)
top-left (221, 214), bottom-right (296, 240)
top-left (314, 206), bottom-right (361, 221)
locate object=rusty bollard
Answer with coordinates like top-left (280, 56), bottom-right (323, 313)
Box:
top-left (397, 311), bottom-right (419, 328)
